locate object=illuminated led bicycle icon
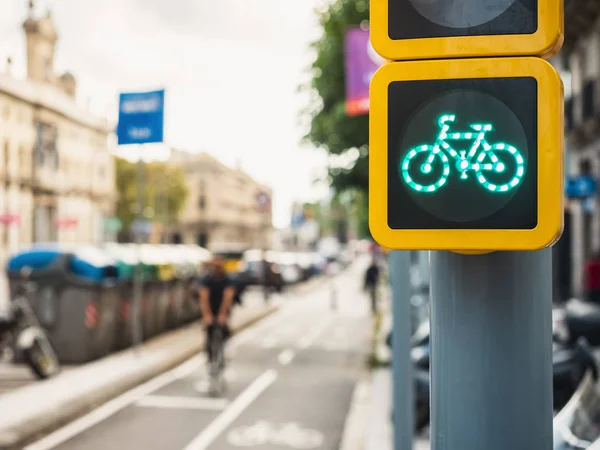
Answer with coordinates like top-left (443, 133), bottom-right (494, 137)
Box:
top-left (400, 114), bottom-right (525, 193)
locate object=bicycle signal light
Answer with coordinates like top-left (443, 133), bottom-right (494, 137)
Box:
top-left (370, 0), bottom-right (563, 61)
top-left (369, 57), bottom-right (564, 252)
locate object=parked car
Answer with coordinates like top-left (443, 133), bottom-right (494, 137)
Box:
top-left (238, 249), bottom-right (283, 292)
top-left (276, 252), bottom-right (303, 285)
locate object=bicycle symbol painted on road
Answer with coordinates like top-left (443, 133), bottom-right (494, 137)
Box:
top-left (227, 421), bottom-right (324, 448)
top-left (400, 114), bottom-right (525, 194)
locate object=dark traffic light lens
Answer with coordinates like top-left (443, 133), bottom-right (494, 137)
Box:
top-left (389, 0), bottom-right (537, 40)
top-left (387, 77), bottom-right (538, 230)
top-left (409, 0), bottom-right (516, 28)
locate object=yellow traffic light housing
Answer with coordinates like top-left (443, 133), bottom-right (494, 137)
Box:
top-left (370, 0), bottom-right (563, 61)
top-left (369, 57), bottom-right (564, 252)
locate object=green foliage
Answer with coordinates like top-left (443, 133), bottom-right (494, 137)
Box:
top-left (115, 158), bottom-right (189, 236)
top-left (302, 0), bottom-right (370, 194)
top-left (301, 0), bottom-right (371, 237)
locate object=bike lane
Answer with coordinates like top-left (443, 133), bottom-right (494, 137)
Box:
top-left (25, 260), bottom-right (370, 450)
top-left (187, 311), bottom-right (371, 450)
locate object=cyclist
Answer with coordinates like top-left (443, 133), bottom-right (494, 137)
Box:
top-left (198, 255), bottom-right (235, 364)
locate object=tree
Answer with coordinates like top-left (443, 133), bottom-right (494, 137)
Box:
top-left (301, 0), bottom-right (370, 236)
top-left (115, 157), bottom-right (189, 241)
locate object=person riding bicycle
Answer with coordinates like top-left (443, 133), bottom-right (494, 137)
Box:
top-left (199, 256), bottom-right (235, 364)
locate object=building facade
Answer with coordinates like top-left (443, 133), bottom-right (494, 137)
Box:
top-left (170, 150), bottom-right (272, 251)
top-left (0, 7), bottom-right (115, 265)
top-left (553, 0), bottom-right (600, 298)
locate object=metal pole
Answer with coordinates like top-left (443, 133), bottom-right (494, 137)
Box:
top-left (132, 157), bottom-right (145, 349)
top-left (430, 250), bottom-right (553, 450)
top-left (389, 250), bottom-right (413, 450)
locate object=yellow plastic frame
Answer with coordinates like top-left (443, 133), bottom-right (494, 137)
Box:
top-left (370, 0), bottom-right (564, 61)
top-left (369, 57), bottom-right (564, 252)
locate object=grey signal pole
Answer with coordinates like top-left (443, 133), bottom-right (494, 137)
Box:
top-left (429, 250), bottom-right (553, 450)
top-left (132, 158), bottom-right (145, 349)
top-left (389, 250), bottom-right (413, 449)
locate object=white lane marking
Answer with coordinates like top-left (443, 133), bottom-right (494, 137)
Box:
top-left (182, 369), bottom-right (278, 450)
top-left (298, 317), bottom-right (334, 349)
top-left (277, 349), bottom-right (295, 366)
top-left (23, 308), bottom-right (280, 450)
top-left (136, 395), bottom-right (227, 411)
top-left (23, 357), bottom-right (203, 450)
top-left (261, 336), bottom-right (278, 349)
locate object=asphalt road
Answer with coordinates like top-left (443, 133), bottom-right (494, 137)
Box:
top-left (24, 261), bottom-right (371, 450)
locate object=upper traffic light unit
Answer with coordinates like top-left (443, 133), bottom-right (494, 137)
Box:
top-left (368, 0), bottom-right (565, 252)
top-left (370, 0), bottom-right (564, 61)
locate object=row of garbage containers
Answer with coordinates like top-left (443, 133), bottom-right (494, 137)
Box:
top-left (7, 243), bottom-right (213, 364)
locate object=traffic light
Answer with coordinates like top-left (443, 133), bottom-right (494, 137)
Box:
top-left (369, 57), bottom-right (563, 252)
top-left (370, 0), bottom-right (563, 61)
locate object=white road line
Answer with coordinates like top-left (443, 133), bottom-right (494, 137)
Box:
top-left (23, 309), bottom-right (277, 450)
top-left (277, 349), bottom-right (295, 365)
top-left (182, 369), bottom-right (278, 450)
top-left (261, 336), bottom-right (278, 349)
top-left (23, 357), bottom-right (202, 450)
top-left (136, 395), bottom-right (228, 411)
top-left (298, 317), bottom-right (334, 349)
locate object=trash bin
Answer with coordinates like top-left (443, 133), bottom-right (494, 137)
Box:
top-left (102, 243), bottom-right (147, 350)
top-left (7, 244), bottom-right (120, 364)
top-left (139, 245), bottom-right (174, 337)
top-left (180, 245), bottom-right (211, 324)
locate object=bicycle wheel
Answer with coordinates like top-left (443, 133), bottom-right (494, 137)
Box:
top-left (208, 328), bottom-right (226, 397)
top-left (474, 143), bottom-right (525, 193)
top-left (400, 145), bottom-right (450, 193)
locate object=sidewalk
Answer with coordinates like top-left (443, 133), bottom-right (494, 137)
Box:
top-left (340, 281), bottom-right (430, 450)
top-left (0, 294), bottom-right (277, 450)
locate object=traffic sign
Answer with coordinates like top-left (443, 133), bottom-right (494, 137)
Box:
top-left (256, 191), bottom-right (271, 213)
top-left (370, 0), bottom-right (563, 61)
top-left (369, 57), bottom-right (564, 252)
top-left (566, 175), bottom-right (597, 199)
top-left (117, 89), bottom-right (165, 145)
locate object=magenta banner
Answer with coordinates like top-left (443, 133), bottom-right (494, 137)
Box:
top-left (344, 27), bottom-right (385, 116)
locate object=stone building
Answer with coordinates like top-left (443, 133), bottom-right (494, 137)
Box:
top-left (0, 5), bottom-right (115, 265)
top-left (552, 0), bottom-right (600, 298)
top-left (170, 150), bottom-right (272, 251)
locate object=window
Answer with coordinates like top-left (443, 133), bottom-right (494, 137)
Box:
top-left (565, 98), bottom-right (574, 131)
top-left (34, 121), bottom-right (59, 169)
top-left (583, 80), bottom-right (596, 120)
top-left (4, 141), bottom-right (9, 176)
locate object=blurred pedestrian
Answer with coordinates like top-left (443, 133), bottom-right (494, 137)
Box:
top-left (364, 257), bottom-right (381, 314)
top-left (584, 252), bottom-right (600, 304)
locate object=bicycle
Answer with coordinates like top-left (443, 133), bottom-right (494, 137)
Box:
top-left (207, 324), bottom-right (227, 397)
top-left (400, 114), bottom-right (525, 194)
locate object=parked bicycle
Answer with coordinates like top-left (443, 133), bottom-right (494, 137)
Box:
top-left (400, 114), bottom-right (525, 193)
top-left (0, 276), bottom-right (60, 379)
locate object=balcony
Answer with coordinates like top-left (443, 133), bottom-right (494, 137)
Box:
top-left (564, 0), bottom-right (600, 52)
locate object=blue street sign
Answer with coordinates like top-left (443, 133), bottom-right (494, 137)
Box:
top-left (117, 89), bottom-right (165, 145)
top-left (131, 219), bottom-right (153, 235)
top-left (566, 175), bottom-right (597, 199)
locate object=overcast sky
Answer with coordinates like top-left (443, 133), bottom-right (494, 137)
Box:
top-left (0, 0), bottom-right (330, 228)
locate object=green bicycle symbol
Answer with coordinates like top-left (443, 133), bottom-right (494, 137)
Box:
top-left (400, 114), bottom-right (525, 193)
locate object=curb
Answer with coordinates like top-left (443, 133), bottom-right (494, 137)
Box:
top-left (0, 305), bottom-right (278, 450)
